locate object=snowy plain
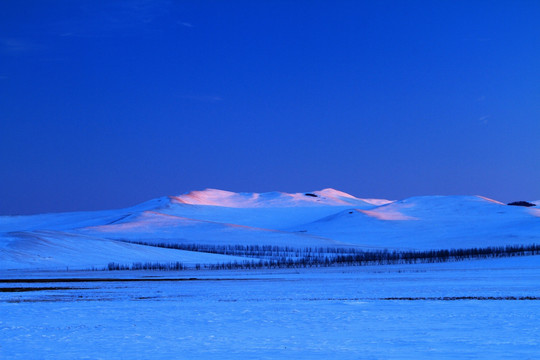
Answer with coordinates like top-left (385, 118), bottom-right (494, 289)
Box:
top-left (1, 189), bottom-right (540, 358)
top-left (2, 257), bottom-right (540, 359)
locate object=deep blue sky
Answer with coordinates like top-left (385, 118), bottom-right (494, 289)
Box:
top-left (1, 0), bottom-right (539, 214)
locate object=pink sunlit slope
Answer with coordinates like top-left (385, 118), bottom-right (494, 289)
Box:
top-left (169, 188), bottom-right (391, 208)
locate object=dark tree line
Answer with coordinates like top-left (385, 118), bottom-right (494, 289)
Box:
top-left (107, 261), bottom-right (185, 271)
top-left (104, 241), bottom-right (540, 271)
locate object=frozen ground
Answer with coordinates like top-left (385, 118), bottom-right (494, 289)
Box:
top-left (2, 256), bottom-right (540, 359)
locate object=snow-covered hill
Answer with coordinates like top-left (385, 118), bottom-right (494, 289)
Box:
top-left (170, 188), bottom-right (387, 207)
top-left (1, 189), bottom-right (538, 270)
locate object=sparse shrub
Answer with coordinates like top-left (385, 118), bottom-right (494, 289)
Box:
top-left (508, 201), bottom-right (536, 207)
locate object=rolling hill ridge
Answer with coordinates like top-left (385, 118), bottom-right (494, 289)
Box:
top-left (1, 189), bottom-right (538, 270)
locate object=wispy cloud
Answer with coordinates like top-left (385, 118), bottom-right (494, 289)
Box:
top-left (56, 0), bottom-right (176, 38)
top-left (179, 22), bottom-right (193, 28)
top-left (0, 38), bottom-right (38, 54)
top-left (479, 115), bottom-right (490, 124)
top-left (178, 95), bottom-right (223, 103)
top-left (463, 37), bottom-right (492, 42)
